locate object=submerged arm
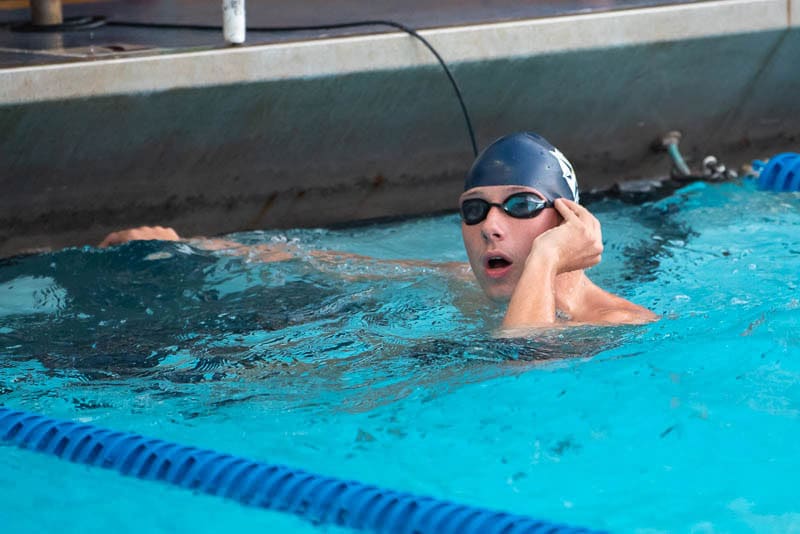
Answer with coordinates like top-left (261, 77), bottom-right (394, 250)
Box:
top-left (98, 226), bottom-right (469, 275)
top-left (98, 226), bottom-right (294, 262)
top-left (308, 249), bottom-right (469, 278)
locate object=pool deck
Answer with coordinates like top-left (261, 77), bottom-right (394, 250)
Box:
top-left (1, 0), bottom-right (800, 256)
top-left (0, 0), bottom-right (724, 69)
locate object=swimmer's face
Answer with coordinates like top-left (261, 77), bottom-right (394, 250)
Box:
top-left (460, 185), bottom-right (561, 302)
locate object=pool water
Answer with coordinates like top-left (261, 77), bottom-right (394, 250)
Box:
top-left (1, 180), bottom-right (799, 533)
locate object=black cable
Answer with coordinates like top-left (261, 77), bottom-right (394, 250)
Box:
top-left (108, 19), bottom-right (479, 157)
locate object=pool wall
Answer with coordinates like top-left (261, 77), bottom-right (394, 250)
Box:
top-left (1, 0), bottom-right (799, 256)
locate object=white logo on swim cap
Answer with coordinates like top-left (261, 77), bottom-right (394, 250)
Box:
top-left (550, 148), bottom-right (580, 203)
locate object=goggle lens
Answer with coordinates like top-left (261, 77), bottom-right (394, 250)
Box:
top-left (460, 193), bottom-right (550, 225)
top-left (460, 199), bottom-right (491, 224)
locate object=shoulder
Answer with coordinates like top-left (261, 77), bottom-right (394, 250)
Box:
top-left (580, 282), bottom-right (659, 325)
top-left (594, 304), bottom-right (659, 325)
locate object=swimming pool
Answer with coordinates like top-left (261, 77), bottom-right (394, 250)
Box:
top-left (1, 179), bottom-right (799, 532)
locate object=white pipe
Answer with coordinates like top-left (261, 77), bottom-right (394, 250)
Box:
top-left (222, 0), bottom-right (246, 45)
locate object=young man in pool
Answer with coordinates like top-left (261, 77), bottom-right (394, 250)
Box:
top-left (458, 131), bottom-right (656, 329)
top-left (98, 132), bottom-right (657, 329)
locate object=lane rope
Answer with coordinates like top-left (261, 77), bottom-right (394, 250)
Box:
top-left (0, 406), bottom-right (601, 534)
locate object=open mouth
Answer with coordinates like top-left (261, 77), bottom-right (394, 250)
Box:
top-left (484, 254), bottom-right (512, 278)
top-left (487, 257), bottom-right (510, 269)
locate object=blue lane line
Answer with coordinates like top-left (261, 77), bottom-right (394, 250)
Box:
top-left (0, 406), bottom-right (604, 533)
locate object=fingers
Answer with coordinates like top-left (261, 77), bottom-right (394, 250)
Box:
top-left (97, 233), bottom-right (120, 248)
top-left (555, 198), bottom-right (589, 217)
top-left (553, 198), bottom-right (580, 222)
top-left (554, 199), bottom-right (600, 230)
top-left (553, 199), bottom-right (604, 268)
top-left (158, 226), bottom-right (180, 241)
top-left (98, 226), bottom-right (180, 248)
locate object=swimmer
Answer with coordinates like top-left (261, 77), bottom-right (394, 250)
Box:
top-left (459, 132), bottom-right (657, 329)
top-left (98, 132), bottom-right (657, 330)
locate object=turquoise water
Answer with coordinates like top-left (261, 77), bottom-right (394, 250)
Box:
top-left (1, 180), bottom-right (799, 533)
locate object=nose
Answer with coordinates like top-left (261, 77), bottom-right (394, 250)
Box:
top-left (480, 205), bottom-right (507, 242)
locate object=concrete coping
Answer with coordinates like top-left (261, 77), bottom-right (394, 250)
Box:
top-left (0, 0), bottom-right (796, 105)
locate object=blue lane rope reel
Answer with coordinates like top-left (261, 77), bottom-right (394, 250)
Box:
top-left (750, 152), bottom-right (800, 192)
top-left (0, 407), bottom-right (602, 534)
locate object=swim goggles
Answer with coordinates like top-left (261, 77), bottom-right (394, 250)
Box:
top-left (460, 192), bottom-right (553, 225)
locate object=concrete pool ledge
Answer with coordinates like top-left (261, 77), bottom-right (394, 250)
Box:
top-left (1, 0), bottom-right (800, 256)
top-left (0, 0), bottom-right (794, 104)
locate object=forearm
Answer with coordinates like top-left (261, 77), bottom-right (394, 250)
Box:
top-left (310, 250), bottom-right (468, 272)
top-left (502, 252), bottom-right (558, 328)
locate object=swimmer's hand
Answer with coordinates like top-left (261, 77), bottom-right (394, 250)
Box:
top-left (97, 225), bottom-right (295, 263)
top-left (502, 199), bottom-right (603, 329)
top-left (503, 200), bottom-right (656, 330)
top-left (98, 226), bottom-right (180, 248)
top-left (530, 199), bottom-right (603, 273)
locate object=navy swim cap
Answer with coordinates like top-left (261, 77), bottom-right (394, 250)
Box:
top-left (464, 132), bottom-right (580, 203)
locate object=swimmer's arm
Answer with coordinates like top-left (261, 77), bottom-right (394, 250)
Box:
top-left (502, 246), bottom-right (559, 329)
top-left (97, 226), bottom-right (295, 262)
top-left (98, 226), bottom-right (181, 248)
top-left (308, 249), bottom-right (471, 279)
top-left (97, 226), bottom-right (467, 271)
